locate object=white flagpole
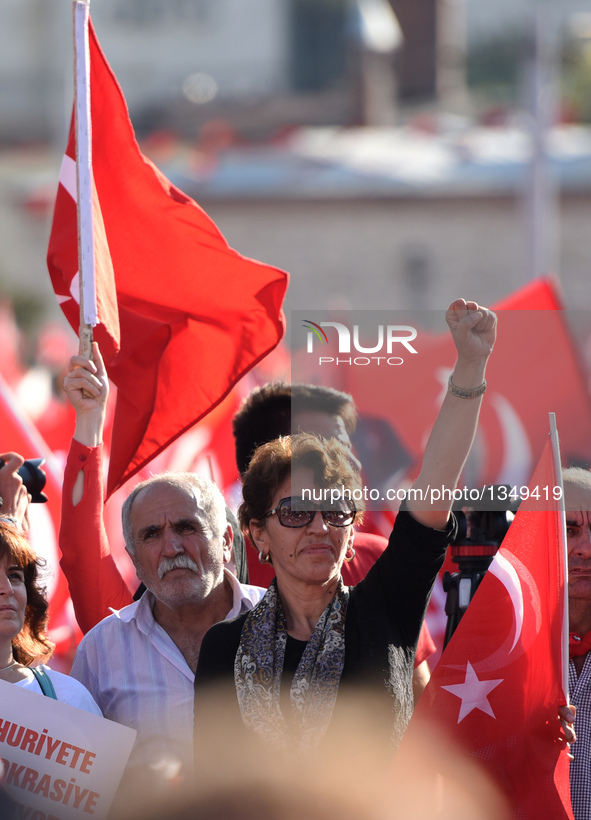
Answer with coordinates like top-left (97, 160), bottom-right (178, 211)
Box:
top-left (73, 0), bottom-right (97, 359)
top-left (549, 412), bottom-right (569, 701)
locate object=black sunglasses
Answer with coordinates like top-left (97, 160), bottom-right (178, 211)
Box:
top-left (263, 496), bottom-right (356, 528)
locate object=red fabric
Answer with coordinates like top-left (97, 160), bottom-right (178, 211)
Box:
top-left (244, 537), bottom-right (276, 589)
top-left (60, 439), bottom-right (132, 633)
top-left (569, 630), bottom-right (591, 658)
top-left (415, 619), bottom-right (437, 667)
top-left (338, 278), bottom-right (591, 491)
top-left (401, 438), bottom-right (573, 818)
top-left (47, 20), bottom-right (288, 498)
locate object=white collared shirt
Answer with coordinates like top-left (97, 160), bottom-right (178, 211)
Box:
top-left (70, 570), bottom-right (264, 781)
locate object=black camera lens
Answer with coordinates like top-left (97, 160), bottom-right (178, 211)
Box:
top-left (0, 458), bottom-right (48, 503)
top-left (18, 458), bottom-right (48, 503)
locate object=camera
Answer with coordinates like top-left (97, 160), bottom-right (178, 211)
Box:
top-left (442, 485), bottom-right (518, 647)
top-left (0, 458), bottom-right (48, 503)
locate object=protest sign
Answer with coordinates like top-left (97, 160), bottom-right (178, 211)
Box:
top-left (0, 679), bottom-right (136, 819)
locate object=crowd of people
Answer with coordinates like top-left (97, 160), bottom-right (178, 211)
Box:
top-left (0, 298), bottom-right (589, 818)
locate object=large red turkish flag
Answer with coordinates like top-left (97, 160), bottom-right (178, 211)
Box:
top-left (47, 20), bottom-right (288, 497)
top-left (343, 278), bottom-right (591, 493)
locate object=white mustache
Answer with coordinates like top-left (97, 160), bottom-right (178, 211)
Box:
top-left (158, 555), bottom-right (199, 579)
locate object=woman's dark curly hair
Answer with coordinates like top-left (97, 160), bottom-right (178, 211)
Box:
top-left (0, 522), bottom-right (54, 665)
top-left (238, 432), bottom-right (364, 531)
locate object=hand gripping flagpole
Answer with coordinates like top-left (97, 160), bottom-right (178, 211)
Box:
top-left (73, 0), bottom-right (97, 360)
top-left (549, 412), bottom-right (570, 703)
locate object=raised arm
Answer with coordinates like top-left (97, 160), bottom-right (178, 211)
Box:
top-left (64, 342), bottom-right (109, 497)
top-left (407, 299), bottom-right (497, 530)
top-left (60, 342), bottom-right (132, 633)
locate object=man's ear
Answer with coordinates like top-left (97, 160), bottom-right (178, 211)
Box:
top-left (222, 523), bottom-right (233, 564)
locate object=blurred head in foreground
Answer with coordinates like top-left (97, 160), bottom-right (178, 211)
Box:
top-left (114, 686), bottom-right (509, 820)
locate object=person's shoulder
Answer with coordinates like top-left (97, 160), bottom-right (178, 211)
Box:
top-left (38, 666), bottom-right (103, 716)
top-left (238, 582), bottom-right (266, 607)
top-left (76, 599), bottom-right (143, 654)
top-left (84, 599), bottom-right (142, 635)
top-left (207, 610), bottom-right (249, 642)
top-left (198, 612), bottom-right (248, 681)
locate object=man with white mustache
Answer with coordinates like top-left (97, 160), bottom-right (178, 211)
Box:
top-left (66, 347), bottom-right (264, 799)
top-left (158, 553), bottom-right (200, 579)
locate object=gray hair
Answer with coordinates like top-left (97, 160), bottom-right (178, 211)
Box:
top-left (562, 467), bottom-right (591, 491)
top-left (121, 472), bottom-right (227, 555)
top-left (562, 467), bottom-right (591, 510)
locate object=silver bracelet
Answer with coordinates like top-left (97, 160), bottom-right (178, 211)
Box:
top-left (0, 515), bottom-right (19, 528)
top-left (448, 373), bottom-right (487, 399)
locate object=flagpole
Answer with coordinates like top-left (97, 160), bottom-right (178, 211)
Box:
top-left (73, 0), bottom-right (97, 359)
top-left (549, 412), bottom-right (569, 701)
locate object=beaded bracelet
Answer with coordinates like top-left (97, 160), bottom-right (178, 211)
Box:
top-left (448, 374), bottom-right (487, 399)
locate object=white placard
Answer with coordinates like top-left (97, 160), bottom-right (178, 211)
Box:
top-left (0, 679), bottom-right (136, 819)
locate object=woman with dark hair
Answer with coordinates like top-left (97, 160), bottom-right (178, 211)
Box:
top-left (195, 300), bottom-right (497, 755)
top-left (0, 520), bottom-right (101, 712)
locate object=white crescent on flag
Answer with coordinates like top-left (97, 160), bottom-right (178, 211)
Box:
top-left (489, 393), bottom-right (533, 488)
top-left (488, 550), bottom-right (524, 655)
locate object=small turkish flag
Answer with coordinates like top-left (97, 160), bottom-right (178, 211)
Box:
top-left (398, 436), bottom-right (573, 819)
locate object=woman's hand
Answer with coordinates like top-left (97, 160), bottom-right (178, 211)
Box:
top-left (446, 299), bottom-right (497, 365)
top-left (63, 342), bottom-right (109, 448)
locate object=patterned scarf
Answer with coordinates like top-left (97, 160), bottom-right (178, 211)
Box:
top-left (234, 578), bottom-right (349, 754)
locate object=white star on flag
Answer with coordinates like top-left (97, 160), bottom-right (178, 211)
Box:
top-left (441, 661), bottom-right (504, 723)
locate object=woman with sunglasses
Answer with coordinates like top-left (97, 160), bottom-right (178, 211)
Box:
top-left (194, 299), bottom-right (497, 755)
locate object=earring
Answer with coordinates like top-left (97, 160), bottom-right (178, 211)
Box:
top-left (344, 546), bottom-right (356, 563)
top-left (259, 551), bottom-right (271, 565)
